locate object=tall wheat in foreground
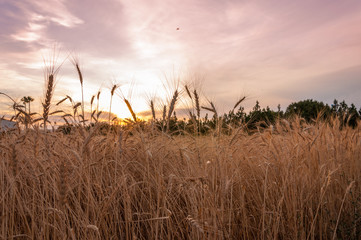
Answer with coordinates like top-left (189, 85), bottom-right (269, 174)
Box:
top-left (0, 118), bottom-right (360, 239)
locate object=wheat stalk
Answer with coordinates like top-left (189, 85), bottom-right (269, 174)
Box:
top-left (109, 84), bottom-right (119, 124)
top-left (185, 85), bottom-right (192, 100)
top-left (71, 58), bottom-right (85, 126)
top-left (42, 50), bottom-right (63, 131)
top-left (96, 90), bottom-right (101, 121)
top-left (124, 99), bottom-right (137, 122)
top-left (232, 96), bottom-right (246, 112)
top-left (194, 90), bottom-right (200, 119)
top-left (167, 90), bottom-right (178, 131)
top-left (90, 95), bottom-right (95, 124)
top-left (201, 102), bottom-right (217, 118)
top-left (162, 105), bottom-right (167, 131)
top-left (150, 100), bottom-right (156, 120)
top-left (42, 73), bottom-right (54, 131)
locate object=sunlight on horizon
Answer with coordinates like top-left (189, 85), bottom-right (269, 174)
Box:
top-left (1, 0), bottom-right (361, 119)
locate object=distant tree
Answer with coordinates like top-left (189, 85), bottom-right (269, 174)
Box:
top-left (253, 100), bottom-right (261, 112)
top-left (245, 101), bottom-right (278, 130)
top-left (19, 96), bottom-right (34, 129)
top-left (331, 99), bottom-right (339, 113)
top-left (339, 100), bottom-right (349, 115)
top-left (276, 104), bottom-right (284, 118)
top-left (346, 103), bottom-right (359, 128)
top-left (330, 99), bottom-right (360, 128)
top-left (285, 99), bottom-right (331, 122)
top-left (224, 105), bottom-right (246, 128)
top-left (21, 96), bottom-right (34, 115)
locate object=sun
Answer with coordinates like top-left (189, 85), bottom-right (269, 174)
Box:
top-left (94, 90), bottom-right (149, 121)
top-left (112, 102), bottom-right (133, 120)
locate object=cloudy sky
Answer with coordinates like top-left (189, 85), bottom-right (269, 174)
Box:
top-left (1, 0), bottom-right (361, 118)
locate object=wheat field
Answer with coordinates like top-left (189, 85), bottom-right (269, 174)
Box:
top-left (0, 61), bottom-right (360, 239)
top-left (0, 117), bottom-right (360, 239)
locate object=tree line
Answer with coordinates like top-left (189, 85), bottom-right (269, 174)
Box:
top-left (161, 99), bottom-right (361, 135)
top-left (2, 93), bottom-right (360, 135)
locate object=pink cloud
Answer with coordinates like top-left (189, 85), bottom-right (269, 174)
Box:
top-left (1, 0), bottom-right (361, 116)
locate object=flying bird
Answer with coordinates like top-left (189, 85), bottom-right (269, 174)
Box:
top-left (176, 27), bottom-right (180, 30)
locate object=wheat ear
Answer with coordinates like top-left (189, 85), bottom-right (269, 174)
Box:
top-left (150, 100), bottom-right (156, 120)
top-left (167, 90), bottom-right (178, 131)
top-left (194, 90), bottom-right (200, 119)
top-left (124, 99), bottom-right (137, 122)
top-left (74, 61), bottom-right (85, 126)
top-left (43, 74), bottom-right (54, 130)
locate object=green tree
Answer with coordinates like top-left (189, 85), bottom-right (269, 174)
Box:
top-left (20, 96), bottom-right (34, 129)
top-left (21, 96), bottom-right (34, 115)
top-left (331, 100), bottom-right (360, 127)
top-left (245, 101), bottom-right (278, 130)
top-left (285, 99), bottom-right (331, 122)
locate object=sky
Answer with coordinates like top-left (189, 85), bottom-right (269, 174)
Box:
top-left (1, 0), bottom-right (361, 119)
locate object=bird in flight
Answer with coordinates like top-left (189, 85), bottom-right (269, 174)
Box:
top-left (176, 27), bottom-right (180, 30)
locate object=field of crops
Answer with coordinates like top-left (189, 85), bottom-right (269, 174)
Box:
top-left (1, 117), bottom-right (360, 239)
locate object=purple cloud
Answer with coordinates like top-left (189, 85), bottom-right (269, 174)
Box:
top-left (1, 0), bottom-right (361, 117)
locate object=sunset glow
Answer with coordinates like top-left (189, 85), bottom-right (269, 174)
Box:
top-left (1, 2), bottom-right (361, 237)
top-left (1, 0), bottom-right (361, 119)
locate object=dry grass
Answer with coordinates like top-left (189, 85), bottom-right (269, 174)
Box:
top-left (0, 118), bottom-right (360, 239)
top-left (71, 57), bottom-right (85, 126)
top-left (167, 90), bottom-right (179, 132)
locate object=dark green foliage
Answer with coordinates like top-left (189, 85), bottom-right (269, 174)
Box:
top-left (285, 99), bottom-right (331, 122)
top-left (331, 100), bottom-right (360, 128)
top-left (244, 101), bottom-right (281, 130)
top-left (161, 99), bottom-right (360, 135)
top-left (284, 99), bottom-right (360, 128)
